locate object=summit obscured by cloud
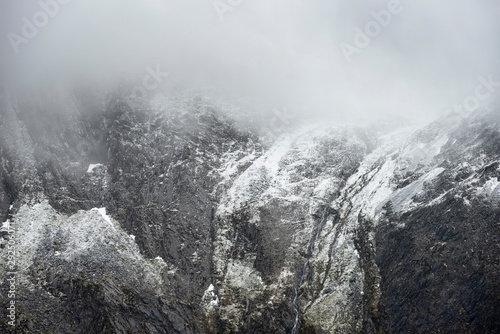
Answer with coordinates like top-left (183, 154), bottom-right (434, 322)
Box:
top-left (1, 0), bottom-right (499, 123)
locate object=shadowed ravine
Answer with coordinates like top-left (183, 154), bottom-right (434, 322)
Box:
top-left (292, 205), bottom-right (332, 334)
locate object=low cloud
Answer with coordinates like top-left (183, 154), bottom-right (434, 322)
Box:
top-left (1, 0), bottom-right (498, 123)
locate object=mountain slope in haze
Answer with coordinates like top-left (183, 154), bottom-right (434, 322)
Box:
top-left (0, 88), bottom-right (499, 333)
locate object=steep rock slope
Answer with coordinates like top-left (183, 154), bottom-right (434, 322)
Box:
top-left (0, 86), bottom-right (499, 334)
top-left (210, 111), bottom-right (500, 333)
top-left (212, 125), bottom-right (371, 333)
top-left (0, 89), bottom-right (261, 333)
top-left (373, 111), bottom-right (500, 333)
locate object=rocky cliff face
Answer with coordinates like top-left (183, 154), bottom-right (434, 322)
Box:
top-left (0, 88), bottom-right (499, 333)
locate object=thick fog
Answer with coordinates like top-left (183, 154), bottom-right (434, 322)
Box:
top-left (1, 0), bottom-right (499, 123)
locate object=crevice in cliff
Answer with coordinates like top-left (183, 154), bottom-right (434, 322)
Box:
top-left (291, 204), bottom-right (332, 334)
top-left (354, 212), bottom-right (385, 334)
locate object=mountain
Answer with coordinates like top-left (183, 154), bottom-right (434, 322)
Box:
top-left (0, 88), bottom-right (499, 333)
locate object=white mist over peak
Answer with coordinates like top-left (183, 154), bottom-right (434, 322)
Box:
top-left (1, 1), bottom-right (499, 124)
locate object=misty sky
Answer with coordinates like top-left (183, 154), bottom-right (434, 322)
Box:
top-left (1, 0), bottom-right (499, 123)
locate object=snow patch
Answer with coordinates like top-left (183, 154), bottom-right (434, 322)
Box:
top-left (91, 207), bottom-right (114, 228)
top-left (1, 220), bottom-right (10, 231)
top-left (87, 163), bottom-right (103, 173)
top-left (388, 167), bottom-right (445, 213)
top-left (476, 177), bottom-right (500, 201)
top-left (203, 284), bottom-right (219, 307)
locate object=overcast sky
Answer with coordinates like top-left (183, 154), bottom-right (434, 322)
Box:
top-left (1, 0), bottom-right (499, 123)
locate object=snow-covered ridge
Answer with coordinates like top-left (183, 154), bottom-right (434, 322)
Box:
top-left (216, 113), bottom-right (465, 223)
top-left (0, 201), bottom-right (168, 292)
top-left (216, 124), bottom-right (367, 216)
top-left (335, 112), bottom-right (482, 222)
